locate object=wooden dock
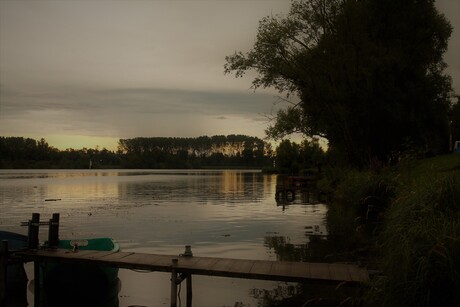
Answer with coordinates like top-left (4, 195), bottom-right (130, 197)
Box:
top-left (1, 213), bottom-right (370, 307)
top-left (9, 248), bottom-right (369, 307)
top-left (12, 248), bottom-right (369, 284)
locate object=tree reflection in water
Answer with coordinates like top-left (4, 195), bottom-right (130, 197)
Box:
top-left (251, 190), bottom-right (373, 306)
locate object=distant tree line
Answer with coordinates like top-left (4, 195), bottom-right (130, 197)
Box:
top-left (117, 135), bottom-right (273, 168)
top-left (0, 135), bottom-right (277, 169)
top-left (0, 137), bottom-right (120, 169)
top-left (0, 135), bottom-right (330, 172)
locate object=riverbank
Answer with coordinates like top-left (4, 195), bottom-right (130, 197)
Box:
top-left (328, 154), bottom-right (460, 306)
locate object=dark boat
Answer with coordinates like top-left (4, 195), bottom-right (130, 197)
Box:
top-left (0, 231), bottom-right (28, 307)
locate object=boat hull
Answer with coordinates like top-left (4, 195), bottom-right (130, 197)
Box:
top-left (40, 237), bottom-right (120, 307)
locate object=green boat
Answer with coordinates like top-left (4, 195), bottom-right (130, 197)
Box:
top-left (41, 237), bottom-right (120, 307)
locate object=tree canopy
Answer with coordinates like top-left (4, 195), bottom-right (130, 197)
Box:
top-left (225, 0), bottom-right (454, 166)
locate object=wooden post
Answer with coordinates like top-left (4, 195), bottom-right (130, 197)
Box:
top-left (28, 213), bottom-right (40, 249)
top-left (34, 260), bottom-right (41, 307)
top-left (170, 258), bottom-right (178, 307)
top-left (0, 240), bottom-right (8, 306)
top-left (186, 274), bottom-right (192, 307)
top-left (48, 213), bottom-right (60, 248)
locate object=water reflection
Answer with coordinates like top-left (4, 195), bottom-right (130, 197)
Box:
top-left (117, 170), bottom-right (267, 205)
top-left (249, 174), bottom-right (369, 306)
top-left (274, 174), bottom-right (331, 211)
top-left (1, 170), bottom-right (332, 306)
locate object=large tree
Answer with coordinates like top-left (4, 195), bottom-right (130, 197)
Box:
top-left (225, 0), bottom-right (453, 166)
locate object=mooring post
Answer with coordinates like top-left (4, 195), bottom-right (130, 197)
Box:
top-left (171, 258), bottom-right (178, 307)
top-left (28, 213), bottom-right (40, 249)
top-left (48, 213), bottom-right (60, 248)
top-left (0, 240), bottom-right (8, 306)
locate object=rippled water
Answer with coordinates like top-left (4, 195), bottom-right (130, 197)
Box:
top-left (0, 169), bottom-right (328, 306)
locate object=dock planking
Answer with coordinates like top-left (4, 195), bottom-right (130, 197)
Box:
top-left (3, 213), bottom-right (369, 307)
top-left (12, 249), bottom-right (369, 284)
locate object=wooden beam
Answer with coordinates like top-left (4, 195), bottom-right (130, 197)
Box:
top-left (171, 258), bottom-right (178, 307)
top-left (34, 260), bottom-right (41, 307)
top-left (48, 213), bottom-right (60, 248)
top-left (28, 213), bottom-right (40, 249)
top-left (186, 274), bottom-right (192, 307)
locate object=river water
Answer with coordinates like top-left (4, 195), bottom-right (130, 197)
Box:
top-left (0, 169), bottom-right (328, 306)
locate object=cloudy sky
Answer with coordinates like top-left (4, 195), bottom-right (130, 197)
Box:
top-left (1, 0), bottom-right (459, 151)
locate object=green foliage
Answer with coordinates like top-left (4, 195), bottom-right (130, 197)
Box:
top-left (367, 173), bottom-right (460, 306)
top-left (225, 0), bottom-right (453, 166)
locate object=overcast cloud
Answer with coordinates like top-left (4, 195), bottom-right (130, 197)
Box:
top-left (0, 0), bottom-right (458, 150)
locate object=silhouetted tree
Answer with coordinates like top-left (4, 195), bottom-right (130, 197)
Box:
top-left (225, 0), bottom-right (453, 166)
top-left (275, 140), bottom-right (300, 173)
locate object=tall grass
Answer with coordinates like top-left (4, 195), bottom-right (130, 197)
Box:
top-left (367, 173), bottom-right (460, 306)
top-left (331, 170), bottom-right (397, 235)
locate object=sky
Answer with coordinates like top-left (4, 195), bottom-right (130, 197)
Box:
top-left (0, 0), bottom-right (459, 151)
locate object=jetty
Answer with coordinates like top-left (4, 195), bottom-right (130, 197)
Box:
top-left (1, 213), bottom-right (370, 307)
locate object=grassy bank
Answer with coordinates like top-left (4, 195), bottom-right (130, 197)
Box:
top-left (368, 172), bottom-right (460, 306)
top-left (330, 154), bottom-right (460, 306)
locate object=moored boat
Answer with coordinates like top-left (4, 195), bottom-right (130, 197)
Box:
top-left (40, 237), bottom-right (120, 307)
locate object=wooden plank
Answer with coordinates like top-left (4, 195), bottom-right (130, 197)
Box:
top-left (113, 253), bottom-right (171, 271)
top-left (302, 262), bottom-right (312, 279)
top-left (97, 251), bottom-right (135, 261)
top-left (211, 258), bottom-right (239, 272)
top-left (329, 264), bottom-right (352, 282)
top-left (176, 256), bottom-right (202, 269)
top-left (228, 259), bottom-right (254, 274)
top-left (190, 257), bottom-right (220, 272)
top-left (348, 266), bottom-right (369, 282)
top-left (309, 263), bottom-right (331, 280)
top-left (250, 260), bottom-right (273, 278)
top-left (76, 250), bottom-right (118, 260)
top-left (270, 261), bottom-right (294, 278)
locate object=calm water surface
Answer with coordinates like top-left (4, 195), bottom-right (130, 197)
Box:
top-left (0, 169), bottom-right (328, 306)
